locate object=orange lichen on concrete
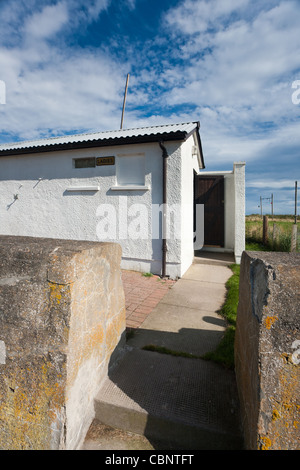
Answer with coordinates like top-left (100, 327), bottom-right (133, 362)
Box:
top-left (263, 365), bottom-right (300, 449)
top-left (272, 409), bottom-right (280, 421)
top-left (48, 281), bottom-right (69, 305)
top-left (260, 436), bottom-right (272, 450)
top-left (265, 315), bottom-right (278, 330)
top-left (0, 359), bottom-right (66, 450)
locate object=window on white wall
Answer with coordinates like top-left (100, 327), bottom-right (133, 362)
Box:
top-left (116, 154), bottom-right (145, 186)
top-left (73, 157), bottom-right (95, 168)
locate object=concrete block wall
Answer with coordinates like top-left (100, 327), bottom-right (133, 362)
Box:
top-left (0, 236), bottom-right (126, 450)
top-left (235, 251), bottom-right (300, 450)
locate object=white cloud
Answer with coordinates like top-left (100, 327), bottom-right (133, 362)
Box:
top-left (0, 0), bottom-right (128, 139)
top-left (146, 0), bottom-right (300, 184)
top-left (169, 5), bottom-right (295, 85)
top-left (74, 0), bottom-right (111, 22)
top-left (1, 47), bottom-right (127, 138)
top-left (247, 180), bottom-right (297, 189)
top-left (164, 0), bottom-right (250, 34)
top-left (164, 1), bottom-right (300, 113)
top-left (24, 2), bottom-right (69, 39)
top-left (87, 0), bottom-right (110, 17)
top-left (125, 0), bottom-right (136, 11)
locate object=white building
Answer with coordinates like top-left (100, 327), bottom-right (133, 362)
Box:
top-left (0, 122), bottom-right (245, 278)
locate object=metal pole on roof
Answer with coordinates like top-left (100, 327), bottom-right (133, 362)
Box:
top-left (295, 181), bottom-right (298, 224)
top-left (120, 74), bottom-right (130, 130)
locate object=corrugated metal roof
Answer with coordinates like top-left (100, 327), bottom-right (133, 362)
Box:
top-left (0, 122), bottom-right (199, 152)
top-left (0, 121), bottom-right (204, 168)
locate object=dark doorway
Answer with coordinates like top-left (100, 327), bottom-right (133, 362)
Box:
top-left (194, 175), bottom-right (225, 247)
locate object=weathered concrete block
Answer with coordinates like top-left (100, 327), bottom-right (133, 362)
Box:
top-left (0, 236), bottom-right (126, 450)
top-left (235, 251), bottom-right (300, 450)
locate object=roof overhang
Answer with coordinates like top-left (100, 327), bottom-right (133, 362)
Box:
top-left (0, 121), bottom-right (205, 168)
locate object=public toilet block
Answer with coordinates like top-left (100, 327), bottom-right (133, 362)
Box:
top-left (0, 122), bottom-right (245, 277)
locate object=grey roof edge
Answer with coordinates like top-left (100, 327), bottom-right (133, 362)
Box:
top-left (0, 121), bottom-right (204, 167)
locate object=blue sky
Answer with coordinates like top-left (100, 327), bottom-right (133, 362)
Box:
top-left (0, 0), bottom-right (299, 214)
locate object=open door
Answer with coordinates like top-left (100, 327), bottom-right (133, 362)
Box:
top-left (194, 175), bottom-right (224, 247)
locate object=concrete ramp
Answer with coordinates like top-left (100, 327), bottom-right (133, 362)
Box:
top-left (92, 348), bottom-right (243, 450)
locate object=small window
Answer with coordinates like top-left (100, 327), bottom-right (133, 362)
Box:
top-left (116, 154), bottom-right (145, 186)
top-left (74, 157), bottom-right (95, 168)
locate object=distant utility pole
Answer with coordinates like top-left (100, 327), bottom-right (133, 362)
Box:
top-left (271, 193), bottom-right (274, 219)
top-left (120, 73), bottom-right (130, 130)
top-left (260, 196), bottom-right (263, 218)
top-left (295, 181), bottom-right (298, 224)
top-left (259, 195), bottom-right (273, 218)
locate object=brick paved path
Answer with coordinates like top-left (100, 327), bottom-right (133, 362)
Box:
top-left (121, 270), bottom-right (176, 329)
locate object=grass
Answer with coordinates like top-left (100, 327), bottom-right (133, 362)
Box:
top-left (201, 264), bottom-right (240, 370)
top-left (126, 328), bottom-right (136, 341)
top-left (245, 240), bottom-right (269, 251)
top-left (142, 344), bottom-right (200, 359)
top-left (245, 215), bottom-right (299, 252)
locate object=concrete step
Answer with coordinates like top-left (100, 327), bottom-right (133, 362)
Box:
top-left (193, 252), bottom-right (235, 266)
top-left (91, 348), bottom-right (243, 450)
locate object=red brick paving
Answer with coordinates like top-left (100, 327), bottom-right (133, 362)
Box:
top-left (121, 270), bottom-right (176, 329)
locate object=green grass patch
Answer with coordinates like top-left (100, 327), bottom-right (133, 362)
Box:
top-left (245, 216), bottom-right (299, 252)
top-left (142, 272), bottom-right (153, 277)
top-left (245, 241), bottom-right (269, 251)
top-left (142, 344), bottom-right (200, 359)
top-left (219, 264), bottom-right (240, 326)
top-left (201, 326), bottom-right (236, 369)
top-left (126, 328), bottom-right (136, 340)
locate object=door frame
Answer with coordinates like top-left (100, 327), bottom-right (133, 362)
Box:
top-left (194, 174), bottom-right (225, 248)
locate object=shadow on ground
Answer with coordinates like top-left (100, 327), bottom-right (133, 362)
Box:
top-left (88, 325), bottom-right (244, 451)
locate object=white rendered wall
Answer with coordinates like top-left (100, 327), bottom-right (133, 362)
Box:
top-left (233, 162), bottom-right (246, 263)
top-left (0, 141), bottom-right (195, 278)
top-left (180, 136), bottom-right (200, 276)
top-left (162, 140), bottom-right (182, 278)
top-left (224, 172), bottom-right (235, 251)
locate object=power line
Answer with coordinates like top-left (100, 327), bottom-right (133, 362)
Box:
top-left (259, 194), bottom-right (273, 218)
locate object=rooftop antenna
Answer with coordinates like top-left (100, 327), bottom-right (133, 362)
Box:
top-left (120, 73), bottom-right (130, 130)
top-left (295, 181), bottom-right (298, 224)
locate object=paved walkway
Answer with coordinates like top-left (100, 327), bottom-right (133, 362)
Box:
top-left (82, 253), bottom-right (244, 450)
top-left (123, 261), bottom-right (231, 357)
top-left (123, 251), bottom-right (237, 330)
top-left (122, 271), bottom-right (176, 329)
